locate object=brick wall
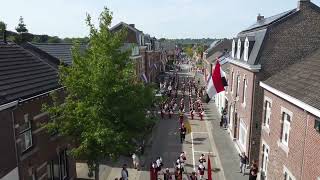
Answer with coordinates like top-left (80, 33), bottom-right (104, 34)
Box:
top-left (0, 109), bottom-right (17, 178)
top-left (13, 92), bottom-right (76, 180)
top-left (260, 89), bottom-right (320, 180)
top-left (226, 64), bottom-right (256, 160)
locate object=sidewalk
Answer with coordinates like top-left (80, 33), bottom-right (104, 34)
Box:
top-left (195, 72), bottom-right (247, 180)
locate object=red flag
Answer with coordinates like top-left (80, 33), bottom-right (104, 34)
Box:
top-left (207, 155), bottom-right (212, 180)
top-left (212, 61), bottom-right (225, 93)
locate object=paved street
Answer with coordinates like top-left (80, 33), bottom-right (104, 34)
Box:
top-left (84, 64), bottom-right (249, 180)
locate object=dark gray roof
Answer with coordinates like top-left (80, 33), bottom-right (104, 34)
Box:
top-left (31, 43), bottom-right (87, 65)
top-left (263, 49), bottom-right (320, 110)
top-left (241, 9), bottom-right (296, 33)
top-left (205, 39), bottom-right (232, 58)
top-left (207, 51), bottom-right (224, 63)
top-left (0, 42), bottom-right (59, 105)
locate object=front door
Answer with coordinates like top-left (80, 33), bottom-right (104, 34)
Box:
top-left (233, 112), bottom-right (238, 139)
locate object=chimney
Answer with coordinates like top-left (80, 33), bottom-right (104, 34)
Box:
top-left (257, 13), bottom-right (264, 21)
top-left (129, 24), bottom-right (135, 28)
top-left (298, 0), bottom-right (311, 10)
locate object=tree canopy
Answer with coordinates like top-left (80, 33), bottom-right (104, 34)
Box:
top-left (15, 16), bottom-right (28, 33)
top-left (44, 7), bottom-right (156, 180)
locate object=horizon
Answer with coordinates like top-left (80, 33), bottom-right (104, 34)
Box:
top-left (0, 0), bottom-right (320, 39)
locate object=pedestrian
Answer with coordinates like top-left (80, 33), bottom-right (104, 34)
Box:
top-left (199, 110), bottom-right (204, 121)
top-left (180, 124), bottom-right (187, 143)
top-left (223, 111), bottom-right (228, 128)
top-left (198, 163), bottom-right (205, 180)
top-left (239, 152), bottom-right (248, 175)
top-left (190, 171), bottom-right (198, 180)
top-left (179, 111), bottom-right (184, 126)
top-left (220, 113), bottom-right (224, 128)
top-left (190, 109), bottom-right (194, 120)
top-left (169, 109), bottom-right (172, 119)
top-left (132, 153), bottom-right (140, 171)
top-left (121, 164), bottom-right (129, 180)
top-left (249, 162), bottom-right (259, 180)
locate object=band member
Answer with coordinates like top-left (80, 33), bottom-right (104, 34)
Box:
top-left (199, 154), bottom-right (206, 164)
top-left (190, 172), bottom-right (198, 180)
top-left (198, 163), bottom-right (205, 180)
top-left (179, 111), bottom-right (184, 125)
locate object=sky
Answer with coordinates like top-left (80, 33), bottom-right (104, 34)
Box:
top-left (0, 0), bottom-right (319, 39)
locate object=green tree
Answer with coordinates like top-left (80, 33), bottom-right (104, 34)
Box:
top-left (47, 36), bottom-right (62, 43)
top-left (16, 16), bottom-right (28, 33)
top-left (14, 16), bottom-right (29, 44)
top-left (44, 7), bottom-right (155, 180)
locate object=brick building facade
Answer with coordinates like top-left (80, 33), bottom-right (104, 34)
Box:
top-left (258, 48), bottom-right (320, 180)
top-left (226, 0), bottom-right (320, 163)
top-left (0, 41), bottom-right (76, 180)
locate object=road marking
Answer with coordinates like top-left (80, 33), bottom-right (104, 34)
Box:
top-left (192, 132), bottom-right (208, 134)
top-left (191, 132), bottom-right (195, 171)
top-left (194, 151), bottom-right (212, 154)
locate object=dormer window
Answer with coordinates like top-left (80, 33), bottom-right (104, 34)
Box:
top-left (244, 37), bottom-right (249, 61)
top-left (232, 39), bottom-right (236, 58)
top-left (237, 39), bottom-right (241, 59)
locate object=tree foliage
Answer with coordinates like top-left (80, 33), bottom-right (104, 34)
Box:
top-left (15, 16), bottom-right (28, 33)
top-left (14, 16), bottom-right (30, 44)
top-left (0, 21), bottom-right (6, 33)
top-left (44, 7), bottom-right (155, 179)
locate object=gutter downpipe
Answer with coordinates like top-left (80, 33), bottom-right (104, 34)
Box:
top-left (300, 110), bottom-right (308, 180)
top-left (248, 73), bottom-right (256, 162)
top-left (9, 101), bottom-right (20, 179)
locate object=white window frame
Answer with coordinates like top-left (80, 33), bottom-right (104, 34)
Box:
top-left (263, 96), bottom-right (272, 131)
top-left (244, 37), bottom-right (249, 61)
top-left (283, 166), bottom-right (296, 180)
top-left (237, 39), bottom-right (241, 59)
top-left (261, 141), bottom-right (270, 179)
top-left (230, 71), bottom-right (234, 93)
top-left (229, 105), bottom-right (234, 130)
top-left (236, 73), bottom-right (240, 97)
top-left (239, 119), bottom-right (247, 152)
top-left (232, 39), bottom-right (236, 58)
top-left (242, 76), bottom-right (247, 107)
top-left (281, 107), bottom-right (292, 146)
top-left (19, 114), bottom-right (33, 152)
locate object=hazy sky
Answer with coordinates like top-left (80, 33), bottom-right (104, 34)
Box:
top-left (1, 0), bottom-right (319, 39)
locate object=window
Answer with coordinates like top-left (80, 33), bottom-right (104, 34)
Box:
top-left (60, 150), bottom-right (68, 180)
top-left (283, 166), bottom-right (296, 180)
top-left (239, 120), bottom-right (247, 151)
top-left (19, 114), bottom-right (33, 152)
top-left (242, 78), bottom-right (247, 105)
top-left (315, 118), bottom-right (320, 133)
top-left (232, 40), bottom-right (236, 58)
top-left (261, 143), bottom-right (269, 178)
top-left (237, 39), bottom-right (241, 59)
top-left (281, 111), bottom-right (291, 146)
top-left (236, 74), bottom-right (240, 97)
top-left (263, 100), bottom-right (272, 128)
top-left (244, 37), bottom-right (249, 61)
top-left (47, 160), bottom-right (59, 180)
top-left (230, 71), bottom-right (234, 92)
